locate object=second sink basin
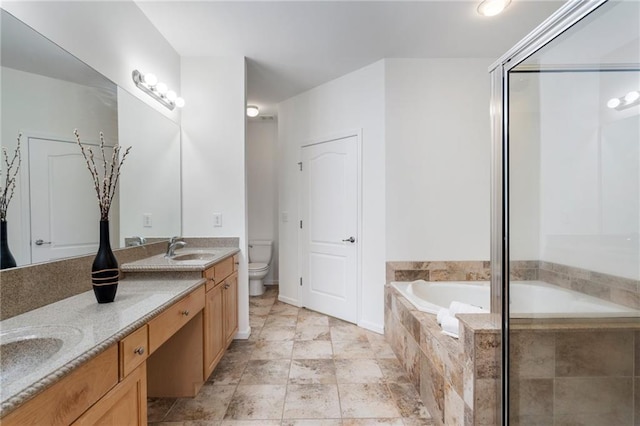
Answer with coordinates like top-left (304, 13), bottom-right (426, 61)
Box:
top-left (170, 250), bottom-right (220, 262)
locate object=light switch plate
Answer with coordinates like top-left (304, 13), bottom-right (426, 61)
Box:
top-left (282, 211), bottom-right (289, 223)
top-left (213, 213), bottom-right (222, 227)
top-left (143, 213), bottom-right (152, 228)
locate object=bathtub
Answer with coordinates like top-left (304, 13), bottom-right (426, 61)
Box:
top-left (391, 280), bottom-right (639, 318)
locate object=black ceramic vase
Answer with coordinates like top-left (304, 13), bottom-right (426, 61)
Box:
top-left (0, 220), bottom-right (17, 269)
top-left (92, 220), bottom-right (119, 303)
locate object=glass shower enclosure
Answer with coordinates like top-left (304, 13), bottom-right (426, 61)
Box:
top-left (490, 0), bottom-right (639, 424)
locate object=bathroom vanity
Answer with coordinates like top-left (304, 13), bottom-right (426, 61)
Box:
top-left (0, 247), bottom-right (239, 425)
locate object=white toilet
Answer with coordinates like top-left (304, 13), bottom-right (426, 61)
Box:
top-left (248, 240), bottom-right (273, 296)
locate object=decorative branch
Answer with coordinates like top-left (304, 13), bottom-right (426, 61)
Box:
top-left (0, 133), bottom-right (22, 222)
top-left (74, 130), bottom-right (131, 221)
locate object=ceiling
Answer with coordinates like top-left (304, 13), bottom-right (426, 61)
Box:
top-left (136, 0), bottom-right (565, 116)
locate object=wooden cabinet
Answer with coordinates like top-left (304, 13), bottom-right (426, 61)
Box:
top-left (119, 325), bottom-right (148, 380)
top-left (223, 272), bottom-right (239, 346)
top-left (71, 362), bottom-right (146, 426)
top-left (203, 256), bottom-right (238, 379)
top-left (1, 346), bottom-right (119, 426)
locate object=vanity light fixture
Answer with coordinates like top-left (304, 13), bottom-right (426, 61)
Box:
top-left (607, 90), bottom-right (640, 111)
top-left (477, 0), bottom-right (511, 17)
top-left (132, 70), bottom-right (185, 111)
top-left (246, 105), bottom-right (260, 118)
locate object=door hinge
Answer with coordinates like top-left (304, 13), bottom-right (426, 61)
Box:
top-left (300, 220), bottom-right (303, 229)
top-left (298, 162), bottom-right (303, 171)
top-left (300, 277), bottom-right (303, 286)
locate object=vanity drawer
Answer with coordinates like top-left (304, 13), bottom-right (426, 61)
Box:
top-left (148, 286), bottom-right (205, 353)
top-left (204, 256), bottom-right (234, 291)
top-left (119, 325), bottom-right (148, 380)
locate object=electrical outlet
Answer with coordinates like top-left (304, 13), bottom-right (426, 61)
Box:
top-left (213, 213), bottom-right (222, 227)
top-left (143, 213), bottom-right (152, 228)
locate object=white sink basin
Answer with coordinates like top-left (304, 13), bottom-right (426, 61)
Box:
top-left (169, 250), bottom-right (221, 262)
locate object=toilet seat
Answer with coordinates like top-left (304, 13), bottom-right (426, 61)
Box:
top-left (248, 262), bottom-right (269, 272)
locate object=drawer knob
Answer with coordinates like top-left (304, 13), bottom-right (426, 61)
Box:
top-left (224, 284), bottom-right (230, 289)
top-left (134, 346), bottom-right (145, 355)
top-left (181, 310), bottom-right (190, 316)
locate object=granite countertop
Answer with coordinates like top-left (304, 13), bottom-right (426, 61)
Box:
top-left (0, 276), bottom-right (206, 417)
top-left (121, 247), bottom-right (239, 272)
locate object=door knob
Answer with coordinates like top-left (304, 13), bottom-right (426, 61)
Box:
top-left (342, 237), bottom-right (355, 243)
top-left (35, 239), bottom-right (52, 246)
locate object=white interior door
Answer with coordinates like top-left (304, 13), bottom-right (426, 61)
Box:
top-left (301, 135), bottom-right (359, 323)
top-left (29, 137), bottom-right (103, 263)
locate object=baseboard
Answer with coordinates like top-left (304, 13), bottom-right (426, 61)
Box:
top-left (234, 326), bottom-right (251, 340)
top-left (278, 294), bottom-right (300, 307)
top-left (358, 319), bottom-right (384, 335)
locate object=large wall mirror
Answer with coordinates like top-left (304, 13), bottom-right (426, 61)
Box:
top-left (0, 9), bottom-right (181, 267)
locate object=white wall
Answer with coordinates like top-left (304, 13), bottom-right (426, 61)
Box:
top-left (180, 57), bottom-right (250, 337)
top-left (2, 1), bottom-right (181, 123)
top-left (247, 120), bottom-right (279, 284)
top-left (118, 88), bottom-right (181, 245)
top-left (385, 58), bottom-right (492, 261)
top-left (278, 60), bottom-right (386, 332)
top-left (1, 68), bottom-right (118, 265)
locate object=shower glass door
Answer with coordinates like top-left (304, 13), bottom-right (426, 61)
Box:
top-left (501, 0), bottom-right (640, 424)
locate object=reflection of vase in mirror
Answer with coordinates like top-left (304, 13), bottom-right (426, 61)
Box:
top-left (0, 221), bottom-right (17, 269)
top-left (91, 220), bottom-right (119, 303)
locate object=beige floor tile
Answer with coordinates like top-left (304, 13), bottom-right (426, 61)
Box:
top-left (289, 359), bottom-right (337, 384)
top-left (331, 324), bottom-right (369, 342)
top-left (270, 302), bottom-right (300, 316)
top-left (258, 325), bottom-right (297, 341)
top-left (342, 419), bottom-right (405, 425)
top-left (224, 341), bottom-right (256, 362)
top-left (164, 384), bottom-right (236, 421)
top-left (335, 359), bottom-right (384, 384)
top-left (249, 305), bottom-right (272, 316)
top-left (332, 340), bottom-right (375, 359)
top-left (370, 340), bottom-right (399, 359)
top-left (400, 419), bottom-right (436, 426)
top-left (295, 325), bottom-right (331, 341)
top-left (239, 359), bottom-right (291, 385)
top-left (338, 384), bottom-right (402, 418)
top-left (220, 421), bottom-right (280, 426)
top-left (251, 340), bottom-right (294, 360)
top-left (282, 420), bottom-right (342, 426)
top-left (292, 340), bottom-right (334, 359)
top-left (264, 315), bottom-right (299, 327)
top-left (207, 359), bottom-right (248, 385)
top-left (224, 385), bottom-right (287, 420)
top-left (283, 384), bottom-right (341, 419)
top-left (249, 315), bottom-right (267, 329)
top-left (148, 397), bottom-right (177, 422)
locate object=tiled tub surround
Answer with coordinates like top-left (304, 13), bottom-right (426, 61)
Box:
top-left (0, 237), bottom-right (239, 320)
top-left (385, 284), bottom-right (500, 425)
top-left (386, 261), bottom-right (491, 283)
top-left (0, 275), bottom-right (206, 416)
top-left (509, 322), bottom-right (640, 425)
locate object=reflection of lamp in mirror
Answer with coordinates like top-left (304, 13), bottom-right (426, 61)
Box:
top-left (607, 90), bottom-right (640, 111)
top-left (132, 70), bottom-right (185, 110)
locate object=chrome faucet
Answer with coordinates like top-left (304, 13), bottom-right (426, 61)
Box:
top-left (165, 237), bottom-right (187, 258)
top-left (127, 236), bottom-right (147, 247)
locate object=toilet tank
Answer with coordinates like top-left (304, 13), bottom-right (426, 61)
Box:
top-left (248, 240), bottom-right (273, 264)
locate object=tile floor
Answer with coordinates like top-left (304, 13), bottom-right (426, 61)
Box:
top-left (148, 286), bottom-right (434, 425)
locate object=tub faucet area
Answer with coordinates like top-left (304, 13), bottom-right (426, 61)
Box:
top-left (165, 237), bottom-right (187, 257)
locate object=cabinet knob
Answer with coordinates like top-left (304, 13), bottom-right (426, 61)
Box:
top-left (224, 284), bottom-right (230, 289)
top-left (134, 346), bottom-right (145, 355)
top-left (181, 310), bottom-right (190, 316)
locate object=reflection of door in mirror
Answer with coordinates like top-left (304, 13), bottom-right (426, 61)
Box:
top-left (29, 137), bottom-right (118, 264)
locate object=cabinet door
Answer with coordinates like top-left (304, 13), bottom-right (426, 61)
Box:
top-left (72, 362), bottom-right (146, 426)
top-left (223, 272), bottom-right (239, 345)
top-left (204, 284), bottom-right (225, 379)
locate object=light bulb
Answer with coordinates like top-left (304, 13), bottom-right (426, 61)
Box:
top-left (477, 0), bottom-right (511, 17)
top-left (143, 72), bottom-right (158, 87)
top-left (175, 97), bottom-right (185, 108)
top-left (166, 90), bottom-right (177, 102)
top-left (624, 90), bottom-right (640, 104)
top-left (156, 82), bottom-right (168, 95)
top-left (246, 105), bottom-right (260, 117)
top-left (607, 98), bottom-right (621, 109)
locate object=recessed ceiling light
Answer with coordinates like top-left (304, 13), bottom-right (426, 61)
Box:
top-left (477, 0), bottom-right (512, 17)
top-left (247, 105), bottom-right (260, 118)
top-left (607, 98), bottom-right (621, 109)
top-left (624, 90), bottom-right (640, 104)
